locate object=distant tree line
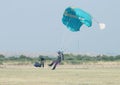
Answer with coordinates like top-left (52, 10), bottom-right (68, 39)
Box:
top-left (64, 54), bottom-right (120, 64)
top-left (0, 54), bottom-right (120, 65)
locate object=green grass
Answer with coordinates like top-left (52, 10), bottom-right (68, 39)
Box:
top-left (0, 63), bottom-right (120, 85)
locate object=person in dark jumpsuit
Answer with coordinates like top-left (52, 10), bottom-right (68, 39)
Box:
top-left (48, 51), bottom-right (64, 70)
top-left (39, 56), bottom-right (45, 68)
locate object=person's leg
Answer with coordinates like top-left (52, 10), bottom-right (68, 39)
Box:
top-left (52, 61), bottom-right (59, 70)
top-left (48, 61), bottom-right (55, 66)
top-left (41, 61), bottom-right (44, 67)
top-left (43, 62), bottom-right (44, 68)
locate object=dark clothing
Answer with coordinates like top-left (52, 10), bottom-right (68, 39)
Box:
top-left (39, 57), bottom-right (45, 68)
top-left (49, 52), bottom-right (64, 70)
top-left (40, 57), bottom-right (45, 61)
top-left (41, 61), bottom-right (44, 67)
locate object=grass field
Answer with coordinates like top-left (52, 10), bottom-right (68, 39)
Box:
top-left (0, 62), bottom-right (120, 85)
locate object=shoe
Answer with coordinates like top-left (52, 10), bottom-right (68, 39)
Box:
top-left (52, 67), bottom-right (56, 70)
top-left (52, 68), bottom-right (55, 70)
top-left (48, 64), bottom-right (52, 66)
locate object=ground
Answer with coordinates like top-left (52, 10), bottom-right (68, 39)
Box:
top-left (0, 62), bottom-right (120, 85)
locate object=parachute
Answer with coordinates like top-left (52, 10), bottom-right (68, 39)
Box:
top-left (62, 7), bottom-right (105, 32)
top-left (34, 62), bottom-right (41, 67)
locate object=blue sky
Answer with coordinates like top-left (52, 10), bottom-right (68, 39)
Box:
top-left (0, 0), bottom-right (120, 55)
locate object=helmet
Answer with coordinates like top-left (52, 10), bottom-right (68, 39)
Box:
top-left (57, 51), bottom-right (61, 54)
top-left (57, 51), bottom-right (63, 54)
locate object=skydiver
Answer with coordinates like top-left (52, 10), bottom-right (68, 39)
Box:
top-left (48, 51), bottom-right (64, 70)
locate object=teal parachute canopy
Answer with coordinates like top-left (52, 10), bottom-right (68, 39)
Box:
top-left (62, 7), bottom-right (92, 32)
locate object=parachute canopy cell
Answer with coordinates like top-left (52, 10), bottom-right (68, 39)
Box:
top-left (62, 7), bottom-right (92, 32)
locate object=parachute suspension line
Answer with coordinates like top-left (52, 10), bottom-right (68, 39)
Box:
top-left (92, 17), bottom-right (99, 24)
top-left (92, 17), bottom-right (106, 30)
top-left (77, 39), bottom-right (80, 54)
top-left (59, 29), bottom-right (66, 52)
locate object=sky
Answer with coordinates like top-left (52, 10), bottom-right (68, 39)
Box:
top-left (0, 0), bottom-right (120, 56)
